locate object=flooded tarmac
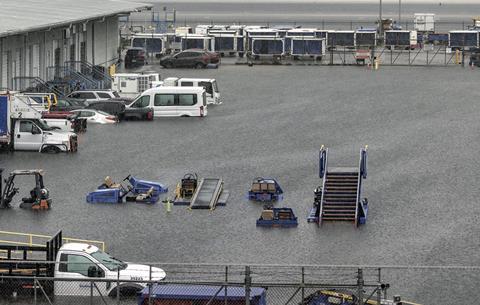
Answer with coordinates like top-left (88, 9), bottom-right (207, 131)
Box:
top-left (2, 64), bottom-right (480, 304)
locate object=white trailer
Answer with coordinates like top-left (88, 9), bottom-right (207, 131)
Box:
top-left (111, 73), bottom-right (161, 98)
top-left (414, 13), bottom-right (435, 32)
top-left (130, 33), bottom-right (167, 58)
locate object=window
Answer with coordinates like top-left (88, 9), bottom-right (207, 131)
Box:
top-left (131, 95), bottom-right (150, 108)
top-left (176, 52), bottom-right (188, 58)
top-left (121, 81), bottom-right (127, 88)
top-left (132, 38), bottom-right (146, 48)
top-left (181, 82), bottom-right (194, 87)
top-left (199, 81), bottom-right (213, 95)
top-left (78, 92), bottom-right (96, 99)
top-left (212, 81), bottom-right (219, 93)
top-left (97, 92), bottom-right (111, 99)
top-left (178, 94), bottom-right (196, 106)
top-left (60, 254), bottom-right (99, 277)
top-left (19, 121), bottom-right (33, 133)
top-left (154, 94), bottom-right (175, 106)
top-left (80, 111), bottom-right (95, 117)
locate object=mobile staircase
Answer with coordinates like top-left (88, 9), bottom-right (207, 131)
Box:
top-left (312, 145), bottom-right (368, 227)
top-left (189, 178), bottom-right (229, 210)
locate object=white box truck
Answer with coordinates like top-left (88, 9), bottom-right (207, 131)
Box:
top-left (0, 94), bottom-right (78, 153)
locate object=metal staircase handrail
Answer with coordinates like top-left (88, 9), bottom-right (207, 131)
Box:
top-left (355, 146), bottom-right (368, 227)
top-left (65, 60), bottom-right (113, 83)
top-left (47, 65), bottom-right (98, 88)
top-left (12, 76), bottom-right (64, 97)
top-left (318, 146), bottom-right (328, 226)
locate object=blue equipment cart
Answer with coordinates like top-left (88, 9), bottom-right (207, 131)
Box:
top-left (86, 175), bottom-right (167, 204)
top-left (248, 177), bottom-right (284, 202)
top-left (138, 284), bottom-right (267, 305)
top-left (256, 207), bottom-right (298, 228)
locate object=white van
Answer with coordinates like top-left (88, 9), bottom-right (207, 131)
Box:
top-left (162, 77), bottom-right (221, 105)
top-left (127, 87), bottom-right (207, 117)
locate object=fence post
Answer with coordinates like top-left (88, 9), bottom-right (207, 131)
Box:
top-left (34, 277), bottom-right (37, 305)
top-left (301, 267), bottom-right (305, 302)
top-left (116, 268), bottom-right (120, 305)
top-left (377, 268), bottom-right (382, 305)
top-left (225, 266), bottom-right (228, 305)
top-left (90, 278), bottom-right (94, 305)
top-left (149, 264), bottom-right (153, 305)
top-left (245, 266), bottom-right (251, 305)
top-left (357, 268), bottom-right (364, 305)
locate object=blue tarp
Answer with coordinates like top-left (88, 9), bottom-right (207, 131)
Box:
top-left (385, 32), bottom-right (411, 46)
top-left (252, 39), bottom-right (283, 55)
top-left (214, 36), bottom-right (235, 51)
top-left (292, 39), bottom-right (323, 55)
top-left (449, 32), bottom-right (479, 47)
top-left (138, 285), bottom-right (267, 305)
top-left (182, 38), bottom-right (205, 50)
top-left (0, 96), bottom-right (7, 137)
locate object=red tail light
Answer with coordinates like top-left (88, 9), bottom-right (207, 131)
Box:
top-left (106, 116), bottom-right (117, 122)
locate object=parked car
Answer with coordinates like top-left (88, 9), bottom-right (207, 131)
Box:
top-left (66, 90), bottom-right (121, 102)
top-left (49, 98), bottom-right (85, 112)
top-left (124, 47), bottom-right (147, 68)
top-left (70, 109), bottom-right (118, 124)
top-left (124, 106), bottom-right (154, 121)
top-left (85, 100), bottom-right (126, 121)
top-left (160, 49), bottom-right (220, 69)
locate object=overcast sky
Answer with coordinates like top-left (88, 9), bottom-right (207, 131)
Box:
top-left (154, 0), bottom-right (479, 3)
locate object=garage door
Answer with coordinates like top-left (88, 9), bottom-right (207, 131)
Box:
top-left (32, 44), bottom-right (40, 77)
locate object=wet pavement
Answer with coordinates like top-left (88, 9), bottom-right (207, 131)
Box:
top-left (1, 63), bottom-right (480, 304)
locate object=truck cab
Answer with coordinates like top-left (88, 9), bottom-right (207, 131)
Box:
top-left (54, 243), bottom-right (166, 296)
top-left (13, 118), bottom-right (77, 153)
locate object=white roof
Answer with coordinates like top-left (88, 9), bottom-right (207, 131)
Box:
top-left (61, 242), bottom-right (99, 254)
top-left (0, 0), bottom-right (151, 37)
top-left (144, 86), bottom-right (205, 94)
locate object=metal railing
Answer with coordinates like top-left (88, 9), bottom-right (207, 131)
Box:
top-left (318, 146), bottom-right (328, 226)
top-left (0, 231), bottom-right (105, 251)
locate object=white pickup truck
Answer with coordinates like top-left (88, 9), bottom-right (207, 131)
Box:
top-left (0, 94), bottom-right (78, 153)
top-left (0, 232), bottom-right (166, 297)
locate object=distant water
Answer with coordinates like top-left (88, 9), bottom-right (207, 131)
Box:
top-left (129, 1), bottom-right (475, 29)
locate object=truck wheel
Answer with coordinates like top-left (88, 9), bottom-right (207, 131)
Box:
top-left (41, 146), bottom-right (61, 154)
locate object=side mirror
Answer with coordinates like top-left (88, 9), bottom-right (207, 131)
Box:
top-left (87, 266), bottom-right (104, 277)
top-left (31, 126), bottom-right (41, 135)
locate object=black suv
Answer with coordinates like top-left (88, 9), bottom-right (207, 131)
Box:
top-left (125, 48), bottom-right (147, 68)
top-left (86, 101), bottom-right (126, 120)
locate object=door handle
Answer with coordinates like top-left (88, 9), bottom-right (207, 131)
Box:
top-left (17, 134), bottom-right (20, 138)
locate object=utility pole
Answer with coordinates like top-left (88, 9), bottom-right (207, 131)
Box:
top-left (379, 0), bottom-right (383, 35)
top-left (399, 0), bottom-right (402, 25)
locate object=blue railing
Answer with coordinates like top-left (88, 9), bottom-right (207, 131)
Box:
top-left (355, 145), bottom-right (368, 227)
top-left (318, 145), bottom-right (328, 226)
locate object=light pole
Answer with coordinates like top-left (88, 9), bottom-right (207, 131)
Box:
top-left (379, 0), bottom-right (383, 34)
top-left (399, 0), bottom-right (402, 25)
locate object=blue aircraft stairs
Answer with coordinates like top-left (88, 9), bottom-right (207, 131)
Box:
top-left (316, 146), bottom-right (368, 227)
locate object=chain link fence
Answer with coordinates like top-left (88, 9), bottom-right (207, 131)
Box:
top-left (1, 263), bottom-right (480, 305)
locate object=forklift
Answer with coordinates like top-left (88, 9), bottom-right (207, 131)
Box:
top-left (0, 168), bottom-right (51, 210)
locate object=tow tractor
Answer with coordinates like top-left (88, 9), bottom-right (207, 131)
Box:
top-left (173, 173), bottom-right (230, 209)
top-left (256, 206), bottom-right (298, 228)
top-left (248, 177), bottom-right (284, 202)
top-left (86, 175), bottom-right (168, 204)
top-left (0, 168), bottom-right (51, 210)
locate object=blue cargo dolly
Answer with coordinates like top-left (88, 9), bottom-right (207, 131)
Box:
top-left (248, 177), bottom-right (284, 202)
top-left (138, 285), bottom-right (266, 305)
top-left (256, 207), bottom-right (298, 228)
top-left (86, 175), bottom-right (167, 204)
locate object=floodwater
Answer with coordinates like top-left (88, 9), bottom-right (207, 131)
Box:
top-left (1, 62), bottom-right (480, 304)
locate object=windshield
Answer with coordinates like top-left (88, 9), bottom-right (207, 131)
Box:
top-left (37, 120), bottom-right (53, 131)
top-left (212, 81), bottom-right (219, 93)
top-left (91, 250), bottom-right (127, 271)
